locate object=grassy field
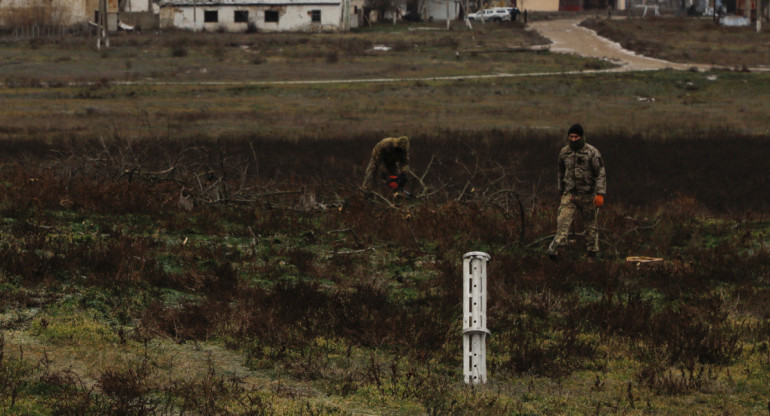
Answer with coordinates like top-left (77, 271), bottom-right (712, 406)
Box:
top-left (2, 19), bottom-right (770, 141)
top-left (581, 16), bottom-right (770, 68)
top-left (0, 16), bottom-right (769, 415)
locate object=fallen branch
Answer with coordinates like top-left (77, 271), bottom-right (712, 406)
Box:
top-left (359, 188), bottom-right (402, 211)
top-left (321, 247), bottom-right (375, 256)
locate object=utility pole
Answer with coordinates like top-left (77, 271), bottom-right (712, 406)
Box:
top-left (446, 0), bottom-right (451, 29)
top-left (756, 0), bottom-right (762, 31)
top-left (97, 0), bottom-right (110, 50)
top-left (343, 0), bottom-right (351, 31)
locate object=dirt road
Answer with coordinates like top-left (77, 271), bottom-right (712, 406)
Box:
top-left (529, 18), bottom-right (709, 71)
top-left (62, 19), bottom-right (714, 89)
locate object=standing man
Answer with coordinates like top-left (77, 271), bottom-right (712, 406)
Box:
top-left (361, 136), bottom-right (411, 196)
top-left (547, 124), bottom-right (606, 260)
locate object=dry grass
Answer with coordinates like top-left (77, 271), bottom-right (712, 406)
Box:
top-left (1, 69), bottom-right (769, 143)
top-left (0, 22), bottom-right (559, 84)
top-left (0, 132), bottom-right (769, 414)
top-left (582, 16), bottom-right (770, 68)
top-left (2, 16), bottom-right (769, 141)
top-left (1, 17), bottom-right (769, 415)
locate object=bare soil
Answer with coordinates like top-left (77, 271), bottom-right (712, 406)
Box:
top-left (531, 18), bottom-right (707, 70)
top-left (580, 16), bottom-right (770, 69)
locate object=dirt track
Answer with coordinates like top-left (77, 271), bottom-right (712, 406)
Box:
top-left (529, 18), bottom-right (710, 71)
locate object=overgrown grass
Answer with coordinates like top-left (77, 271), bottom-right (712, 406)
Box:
top-left (582, 16), bottom-right (770, 67)
top-left (2, 17), bottom-right (770, 141)
top-left (1, 69), bottom-right (770, 143)
top-left (1, 130), bottom-right (769, 414)
top-left (0, 22), bottom-right (561, 86)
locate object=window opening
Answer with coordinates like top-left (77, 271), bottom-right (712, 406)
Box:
top-left (234, 10), bottom-right (249, 22)
top-left (204, 10), bottom-right (218, 23)
top-left (265, 10), bottom-right (279, 22)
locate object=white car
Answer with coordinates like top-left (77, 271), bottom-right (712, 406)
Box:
top-left (467, 7), bottom-right (512, 22)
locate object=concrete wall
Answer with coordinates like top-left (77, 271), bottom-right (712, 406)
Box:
top-left (423, 0), bottom-right (461, 19)
top-left (517, 0), bottom-right (560, 11)
top-left (160, 4), bottom-right (343, 31)
top-left (349, 0), bottom-right (364, 26)
top-left (124, 0), bottom-right (161, 13)
top-left (120, 11), bottom-right (159, 28)
top-left (0, 0), bottom-right (97, 26)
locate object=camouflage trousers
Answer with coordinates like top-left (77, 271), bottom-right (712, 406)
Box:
top-left (548, 193), bottom-right (599, 254)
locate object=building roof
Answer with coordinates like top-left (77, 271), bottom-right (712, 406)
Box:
top-left (159, 0), bottom-right (341, 5)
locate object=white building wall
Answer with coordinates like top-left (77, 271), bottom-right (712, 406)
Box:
top-left (0, 0), bottom-right (95, 25)
top-left (160, 4), bottom-right (343, 31)
top-left (517, 0), bottom-right (559, 11)
top-left (423, 0), bottom-right (460, 20)
top-left (348, 0), bottom-right (364, 27)
top-left (517, 0), bottom-right (624, 11)
top-left (125, 0), bottom-right (160, 12)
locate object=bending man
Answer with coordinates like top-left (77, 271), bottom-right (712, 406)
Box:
top-left (362, 136), bottom-right (411, 196)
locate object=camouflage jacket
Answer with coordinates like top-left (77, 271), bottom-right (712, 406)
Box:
top-left (362, 137), bottom-right (410, 190)
top-left (557, 143), bottom-right (606, 196)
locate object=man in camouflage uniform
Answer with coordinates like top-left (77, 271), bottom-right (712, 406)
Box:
top-left (362, 136), bottom-right (411, 194)
top-left (547, 124), bottom-right (606, 259)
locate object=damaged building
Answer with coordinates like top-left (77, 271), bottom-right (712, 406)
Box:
top-left (158, 0), bottom-right (350, 32)
top-left (0, 0), bottom-right (158, 31)
top-left (0, 0), bottom-right (99, 26)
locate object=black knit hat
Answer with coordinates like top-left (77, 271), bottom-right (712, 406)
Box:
top-left (568, 124), bottom-right (584, 137)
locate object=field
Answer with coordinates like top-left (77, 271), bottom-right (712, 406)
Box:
top-left (1, 16), bottom-right (770, 415)
top-left (581, 16), bottom-right (770, 69)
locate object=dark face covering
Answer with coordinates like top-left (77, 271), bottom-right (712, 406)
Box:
top-left (568, 136), bottom-right (585, 151)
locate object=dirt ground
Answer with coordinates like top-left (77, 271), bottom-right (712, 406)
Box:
top-left (530, 18), bottom-right (714, 71)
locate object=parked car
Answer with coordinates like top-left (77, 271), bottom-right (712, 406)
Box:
top-left (467, 7), bottom-right (512, 22)
top-left (467, 10), bottom-right (484, 21)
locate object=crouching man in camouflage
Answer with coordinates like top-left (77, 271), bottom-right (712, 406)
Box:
top-left (547, 124), bottom-right (606, 260)
top-left (362, 136), bottom-right (411, 197)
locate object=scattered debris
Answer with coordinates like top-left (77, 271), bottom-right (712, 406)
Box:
top-left (720, 16), bottom-right (750, 26)
top-left (118, 21), bottom-right (136, 31)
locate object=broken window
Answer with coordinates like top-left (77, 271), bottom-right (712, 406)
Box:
top-left (265, 10), bottom-right (279, 22)
top-left (311, 10), bottom-right (321, 22)
top-left (234, 10), bottom-right (249, 23)
top-left (204, 10), bottom-right (218, 23)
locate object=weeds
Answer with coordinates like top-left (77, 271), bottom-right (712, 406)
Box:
top-left (582, 17), bottom-right (770, 67)
top-left (0, 129), bottom-right (768, 414)
top-left (0, 336), bottom-right (33, 410)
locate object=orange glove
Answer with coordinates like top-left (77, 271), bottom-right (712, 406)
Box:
top-left (594, 194), bottom-right (604, 208)
top-left (387, 176), bottom-right (400, 190)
